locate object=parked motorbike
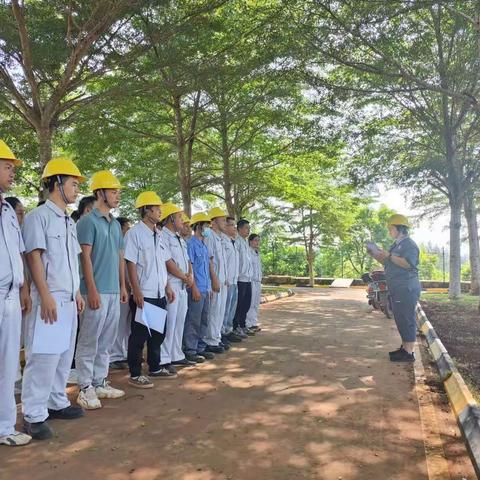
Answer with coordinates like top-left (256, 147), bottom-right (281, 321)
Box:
top-left (361, 270), bottom-right (393, 319)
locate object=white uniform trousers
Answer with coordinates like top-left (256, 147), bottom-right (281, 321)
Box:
top-left (75, 293), bottom-right (120, 389)
top-left (246, 280), bottom-right (261, 328)
top-left (160, 285), bottom-right (188, 364)
top-left (109, 302), bottom-right (131, 362)
top-left (203, 284), bottom-right (228, 346)
top-left (22, 293), bottom-right (77, 423)
top-left (0, 288), bottom-right (21, 435)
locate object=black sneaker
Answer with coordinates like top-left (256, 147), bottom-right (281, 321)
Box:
top-left (23, 420), bottom-right (54, 440)
top-left (172, 358), bottom-right (196, 366)
top-left (149, 367), bottom-right (176, 378)
top-left (47, 405), bottom-right (85, 420)
top-left (390, 349), bottom-right (415, 363)
top-left (185, 354), bottom-right (205, 363)
top-left (109, 360), bottom-right (128, 370)
top-left (166, 364), bottom-right (177, 375)
top-left (198, 351), bottom-right (215, 360)
top-left (219, 341), bottom-right (230, 351)
top-left (389, 346), bottom-right (404, 357)
top-left (205, 345), bottom-right (225, 354)
top-left (225, 332), bottom-right (242, 343)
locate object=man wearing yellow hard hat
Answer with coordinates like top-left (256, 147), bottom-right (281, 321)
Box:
top-left (159, 203), bottom-right (196, 371)
top-left (21, 156), bottom-right (86, 441)
top-left (124, 191), bottom-right (176, 387)
top-left (367, 214), bottom-right (421, 363)
top-left (0, 141), bottom-right (32, 446)
top-left (183, 212), bottom-right (215, 363)
top-left (203, 207), bottom-right (229, 354)
top-left (75, 170), bottom-right (128, 408)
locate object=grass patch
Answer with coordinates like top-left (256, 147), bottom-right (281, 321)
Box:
top-left (261, 285), bottom-right (292, 294)
top-left (421, 292), bottom-right (479, 309)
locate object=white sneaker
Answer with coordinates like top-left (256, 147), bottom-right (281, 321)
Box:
top-left (67, 368), bottom-right (78, 385)
top-left (77, 385), bottom-right (102, 410)
top-left (95, 380), bottom-right (125, 399)
top-left (0, 431), bottom-right (31, 446)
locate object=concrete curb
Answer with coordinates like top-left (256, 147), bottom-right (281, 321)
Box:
top-left (260, 289), bottom-right (294, 304)
top-left (416, 303), bottom-right (480, 478)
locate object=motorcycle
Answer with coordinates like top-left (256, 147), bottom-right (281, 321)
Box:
top-left (361, 270), bottom-right (393, 319)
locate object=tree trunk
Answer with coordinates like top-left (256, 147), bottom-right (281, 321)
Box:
top-left (448, 196), bottom-right (463, 298)
top-left (36, 126), bottom-right (54, 201)
top-left (219, 108), bottom-right (234, 217)
top-left (464, 190), bottom-right (480, 295)
top-left (308, 209), bottom-right (315, 287)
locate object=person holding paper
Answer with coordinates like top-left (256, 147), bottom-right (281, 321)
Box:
top-left (160, 203), bottom-right (196, 372)
top-left (366, 214), bottom-right (421, 363)
top-left (75, 170), bottom-right (128, 410)
top-left (125, 191), bottom-right (175, 388)
top-left (183, 213), bottom-right (216, 363)
top-left (0, 141), bottom-right (32, 447)
top-left (21, 157), bottom-right (86, 441)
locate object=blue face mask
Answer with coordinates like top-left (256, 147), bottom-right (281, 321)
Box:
top-left (203, 226), bottom-right (212, 238)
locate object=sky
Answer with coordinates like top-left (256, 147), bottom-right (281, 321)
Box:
top-left (374, 185), bottom-right (451, 249)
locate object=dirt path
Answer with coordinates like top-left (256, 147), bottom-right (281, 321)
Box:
top-left (0, 289), bottom-right (472, 479)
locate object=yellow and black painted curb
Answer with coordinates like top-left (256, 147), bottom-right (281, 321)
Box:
top-left (260, 289), bottom-right (294, 304)
top-left (417, 304), bottom-right (480, 478)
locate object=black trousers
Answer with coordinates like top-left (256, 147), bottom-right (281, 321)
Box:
top-left (128, 296), bottom-right (167, 377)
top-left (233, 281), bottom-right (252, 329)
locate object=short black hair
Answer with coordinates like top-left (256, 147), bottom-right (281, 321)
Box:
top-left (248, 233), bottom-right (259, 242)
top-left (394, 224), bottom-right (409, 235)
top-left (4, 196), bottom-right (21, 210)
top-left (117, 216), bottom-right (131, 228)
top-left (226, 216), bottom-right (235, 223)
top-left (192, 221), bottom-right (208, 232)
top-left (237, 219), bottom-right (249, 229)
top-left (78, 196), bottom-right (96, 216)
top-left (46, 175), bottom-right (70, 193)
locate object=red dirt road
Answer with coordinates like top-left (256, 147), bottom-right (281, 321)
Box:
top-left (0, 289), bottom-right (469, 479)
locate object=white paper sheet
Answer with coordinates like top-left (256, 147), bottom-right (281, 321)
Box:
top-left (32, 301), bottom-right (75, 354)
top-left (134, 301), bottom-right (167, 336)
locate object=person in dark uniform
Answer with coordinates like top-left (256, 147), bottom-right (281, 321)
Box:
top-left (367, 214), bottom-right (421, 363)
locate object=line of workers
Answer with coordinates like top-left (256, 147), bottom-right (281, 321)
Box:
top-left (0, 141), bottom-right (263, 446)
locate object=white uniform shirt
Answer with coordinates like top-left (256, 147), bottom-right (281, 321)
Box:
top-left (162, 227), bottom-right (190, 287)
top-left (236, 236), bottom-right (252, 282)
top-left (124, 221), bottom-right (171, 298)
top-left (0, 199), bottom-right (25, 290)
top-left (205, 229), bottom-right (227, 285)
top-left (249, 247), bottom-right (262, 282)
top-left (22, 199), bottom-right (81, 300)
top-left (222, 233), bottom-right (239, 286)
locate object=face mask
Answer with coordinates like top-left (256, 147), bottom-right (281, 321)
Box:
top-left (203, 226), bottom-right (212, 238)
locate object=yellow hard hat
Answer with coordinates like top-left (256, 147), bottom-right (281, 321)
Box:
top-left (387, 214), bottom-right (411, 228)
top-left (135, 191), bottom-right (162, 209)
top-left (190, 212), bottom-right (211, 225)
top-left (91, 170), bottom-right (122, 191)
top-left (0, 140), bottom-right (21, 167)
top-left (160, 202), bottom-right (183, 221)
top-left (208, 207), bottom-right (227, 220)
top-left (41, 157), bottom-right (86, 182)
top-left (181, 213), bottom-right (191, 224)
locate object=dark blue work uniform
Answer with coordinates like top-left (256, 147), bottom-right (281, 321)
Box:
top-left (384, 237), bottom-right (421, 343)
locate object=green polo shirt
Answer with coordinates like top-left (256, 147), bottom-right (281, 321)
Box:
top-left (77, 208), bottom-right (124, 294)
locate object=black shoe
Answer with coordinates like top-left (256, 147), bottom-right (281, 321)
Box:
top-left (48, 405), bottom-right (85, 420)
top-left (172, 358), bottom-right (196, 366)
top-left (109, 360), bottom-right (128, 370)
top-left (185, 354), bottom-right (205, 363)
top-left (389, 346), bottom-right (404, 357)
top-left (225, 332), bottom-right (242, 343)
top-left (390, 349), bottom-right (415, 363)
top-left (219, 341), bottom-right (230, 351)
top-left (205, 345), bottom-right (225, 354)
top-left (198, 351), bottom-right (215, 360)
top-left (166, 364), bottom-right (177, 375)
top-left (23, 420), bottom-right (54, 440)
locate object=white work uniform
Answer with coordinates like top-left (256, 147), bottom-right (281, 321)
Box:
top-left (160, 227), bottom-right (190, 364)
top-left (246, 248), bottom-right (263, 328)
top-left (0, 199), bottom-right (25, 436)
top-left (221, 234), bottom-right (239, 335)
top-left (203, 229), bottom-right (228, 346)
top-left (21, 200), bottom-right (80, 423)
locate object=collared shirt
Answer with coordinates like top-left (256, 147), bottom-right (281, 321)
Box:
top-left (222, 233), bottom-right (239, 285)
top-left (23, 199), bottom-right (80, 299)
top-left (162, 227), bottom-right (190, 286)
top-left (124, 221), bottom-right (171, 298)
top-left (385, 236), bottom-right (420, 289)
top-left (205, 229), bottom-right (227, 284)
top-left (236, 236), bottom-right (252, 282)
top-left (187, 235), bottom-right (211, 294)
top-left (0, 199), bottom-right (24, 290)
top-left (249, 247), bottom-right (263, 282)
top-left (77, 208), bottom-right (124, 294)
